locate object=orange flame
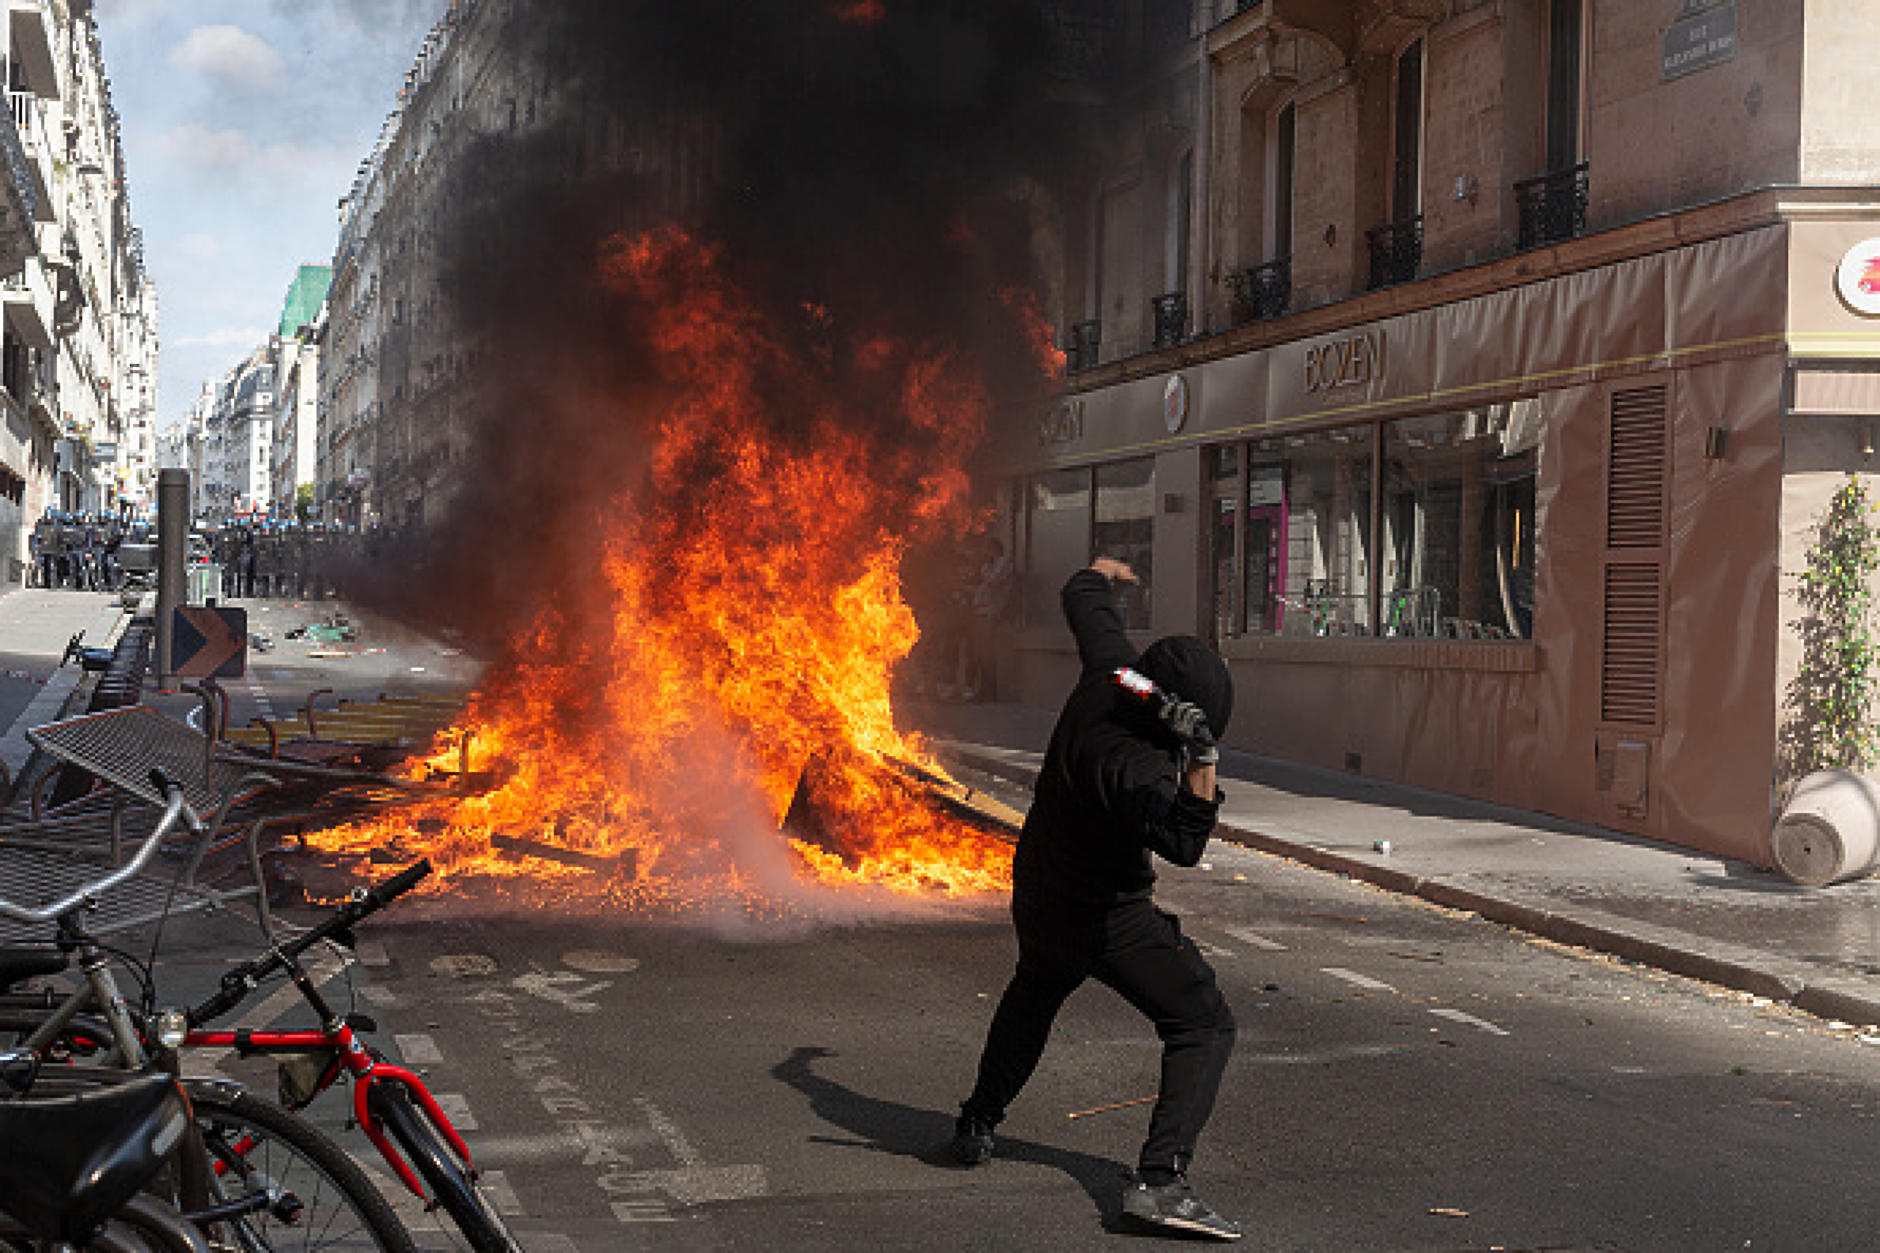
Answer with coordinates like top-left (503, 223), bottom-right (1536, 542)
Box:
top-left (309, 228), bottom-right (1013, 914)
top-left (828, 0), bottom-right (887, 24)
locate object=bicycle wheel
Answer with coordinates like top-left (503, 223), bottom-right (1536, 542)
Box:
top-left (189, 1085), bottom-right (416, 1253)
top-left (367, 1085), bottom-right (519, 1253)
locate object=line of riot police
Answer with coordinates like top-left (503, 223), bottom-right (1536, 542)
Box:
top-left (27, 509), bottom-right (136, 592)
top-left (207, 521), bottom-right (360, 601)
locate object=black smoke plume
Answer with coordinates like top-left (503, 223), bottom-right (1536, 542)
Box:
top-left (353, 1), bottom-right (1090, 655)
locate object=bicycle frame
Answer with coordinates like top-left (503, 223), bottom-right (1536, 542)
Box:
top-left (176, 857), bottom-right (488, 1210)
top-left (185, 1016), bottom-right (474, 1202)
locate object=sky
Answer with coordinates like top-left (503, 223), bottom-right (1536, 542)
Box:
top-left (92, 0), bottom-right (445, 433)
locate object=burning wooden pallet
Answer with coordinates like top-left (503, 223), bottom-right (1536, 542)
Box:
top-left (781, 747), bottom-right (1021, 869)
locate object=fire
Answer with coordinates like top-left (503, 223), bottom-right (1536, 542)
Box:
top-left (828, 0), bottom-right (887, 24)
top-left (309, 227), bottom-right (1015, 913)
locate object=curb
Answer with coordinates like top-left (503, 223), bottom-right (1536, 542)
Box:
top-left (938, 742), bottom-right (1880, 1031)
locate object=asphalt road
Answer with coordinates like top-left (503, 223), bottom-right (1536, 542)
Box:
top-left (218, 835), bottom-right (1880, 1253)
top-left (17, 597), bottom-right (1878, 1250)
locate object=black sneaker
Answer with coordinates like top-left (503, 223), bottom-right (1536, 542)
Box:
top-left (1122, 1176), bottom-right (1242, 1241)
top-left (950, 1115), bottom-right (995, 1166)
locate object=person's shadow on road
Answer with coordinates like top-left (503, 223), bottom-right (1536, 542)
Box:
top-left (772, 1044), bottom-right (1142, 1235)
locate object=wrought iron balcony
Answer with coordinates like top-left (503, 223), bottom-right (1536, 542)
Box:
top-left (1227, 258), bottom-right (1290, 326)
top-left (1066, 319), bottom-right (1102, 373)
top-left (1515, 161), bottom-right (1589, 251)
top-left (1365, 215), bottom-right (1423, 290)
top-left (1150, 292), bottom-right (1188, 350)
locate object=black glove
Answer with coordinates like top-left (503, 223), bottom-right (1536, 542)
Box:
top-left (1159, 699), bottom-right (1218, 766)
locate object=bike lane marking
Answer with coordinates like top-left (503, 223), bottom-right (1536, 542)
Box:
top-left (441, 951), bottom-right (771, 1225)
top-left (452, 963), bottom-right (679, 1226)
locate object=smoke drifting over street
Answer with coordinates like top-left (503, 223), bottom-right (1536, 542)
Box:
top-left (366, 1), bottom-right (1082, 652)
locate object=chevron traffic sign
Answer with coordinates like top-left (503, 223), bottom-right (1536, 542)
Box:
top-left (171, 605), bottom-right (248, 679)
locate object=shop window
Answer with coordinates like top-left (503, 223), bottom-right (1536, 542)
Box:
top-left (1095, 457), bottom-right (1156, 630)
top-left (1381, 403), bottom-right (1537, 640)
top-left (1254, 426), bottom-right (1373, 636)
top-left (1211, 403), bottom-right (1538, 643)
top-left (1023, 467), bottom-right (1091, 628)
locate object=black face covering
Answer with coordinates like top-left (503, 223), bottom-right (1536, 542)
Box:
top-left (1136, 635), bottom-right (1234, 740)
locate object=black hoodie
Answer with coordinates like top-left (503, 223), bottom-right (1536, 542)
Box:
top-left (1012, 568), bottom-right (1232, 908)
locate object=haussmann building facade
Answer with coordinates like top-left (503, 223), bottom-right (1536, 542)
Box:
top-left (984, 0), bottom-right (1880, 867)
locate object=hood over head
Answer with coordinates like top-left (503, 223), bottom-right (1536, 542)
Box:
top-left (1136, 635), bottom-right (1233, 740)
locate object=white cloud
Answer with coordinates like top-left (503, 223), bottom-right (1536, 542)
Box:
top-left (169, 25), bottom-right (286, 92)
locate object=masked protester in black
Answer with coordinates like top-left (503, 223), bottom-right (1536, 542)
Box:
top-left (953, 559), bottom-right (1241, 1241)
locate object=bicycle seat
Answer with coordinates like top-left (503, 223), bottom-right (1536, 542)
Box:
top-left (0, 1072), bottom-right (189, 1243)
top-left (0, 946), bottom-right (68, 991)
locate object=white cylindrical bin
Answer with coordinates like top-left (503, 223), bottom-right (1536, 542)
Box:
top-left (1771, 769), bottom-right (1880, 887)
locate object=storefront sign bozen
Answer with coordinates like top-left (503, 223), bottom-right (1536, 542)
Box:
top-left (1303, 330), bottom-right (1385, 394)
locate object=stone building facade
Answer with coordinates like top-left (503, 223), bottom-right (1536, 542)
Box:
top-left (982, 0), bottom-right (1880, 864)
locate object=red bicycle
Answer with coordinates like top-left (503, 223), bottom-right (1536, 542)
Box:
top-left (179, 860), bottom-right (521, 1253)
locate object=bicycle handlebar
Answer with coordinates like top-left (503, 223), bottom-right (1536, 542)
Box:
top-left (0, 771), bottom-right (197, 926)
top-left (187, 858), bottom-right (433, 1027)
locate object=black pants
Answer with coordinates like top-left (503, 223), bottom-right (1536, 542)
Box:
top-left (963, 892), bottom-right (1236, 1177)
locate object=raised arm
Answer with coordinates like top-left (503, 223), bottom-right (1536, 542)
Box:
top-left (1061, 559), bottom-right (1139, 680)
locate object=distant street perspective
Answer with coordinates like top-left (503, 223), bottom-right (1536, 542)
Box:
top-left (5, 2), bottom-right (1880, 1251)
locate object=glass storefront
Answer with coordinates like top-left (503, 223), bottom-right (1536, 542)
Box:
top-left (1210, 400), bottom-right (1538, 641)
top-left (1094, 457), bottom-right (1155, 630)
top-left (1021, 457), bottom-right (1157, 632)
top-left (1381, 402), bottom-right (1538, 640)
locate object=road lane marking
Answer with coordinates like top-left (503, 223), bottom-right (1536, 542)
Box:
top-left (1429, 1008), bottom-right (1510, 1036)
top-left (1322, 967), bottom-right (1396, 993)
top-left (244, 673), bottom-right (275, 723)
top-left (1192, 937), bottom-right (1234, 959)
top-left (1221, 925), bottom-right (1288, 951)
top-left (394, 1033), bottom-right (445, 1065)
top-left (433, 1092), bottom-right (477, 1131)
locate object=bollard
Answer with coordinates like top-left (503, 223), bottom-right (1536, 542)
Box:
top-left (1771, 769), bottom-right (1880, 887)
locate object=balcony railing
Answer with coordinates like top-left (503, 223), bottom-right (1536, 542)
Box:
top-left (1227, 258), bottom-right (1290, 326)
top-left (0, 95), bottom-right (34, 223)
top-left (1365, 215), bottom-right (1423, 290)
top-left (1066, 319), bottom-right (1102, 373)
top-left (1150, 291), bottom-right (1188, 349)
top-left (1515, 161), bottom-right (1589, 251)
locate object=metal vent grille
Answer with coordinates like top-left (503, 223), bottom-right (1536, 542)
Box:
top-left (1607, 386), bottom-right (1667, 548)
top-left (1601, 563), bottom-right (1662, 725)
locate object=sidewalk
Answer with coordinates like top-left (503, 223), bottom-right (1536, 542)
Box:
top-left (914, 699), bottom-right (1880, 1034)
top-left (0, 588), bottom-right (132, 789)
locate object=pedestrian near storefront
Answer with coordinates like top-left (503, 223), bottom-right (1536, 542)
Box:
top-left (952, 557), bottom-right (1241, 1241)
